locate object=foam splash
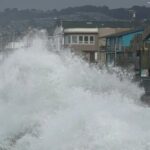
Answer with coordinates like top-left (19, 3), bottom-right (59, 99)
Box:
top-left (0, 30), bottom-right (149, 150)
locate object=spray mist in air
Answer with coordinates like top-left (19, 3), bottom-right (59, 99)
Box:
top-left (0, 30), bottom-right (149, 150)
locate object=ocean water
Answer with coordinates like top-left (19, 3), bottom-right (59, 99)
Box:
top-left (0, 30), bottom-right (150, 150)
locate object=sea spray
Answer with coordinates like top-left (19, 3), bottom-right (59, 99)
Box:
top-left (0, 30), bottom-right (149, 150)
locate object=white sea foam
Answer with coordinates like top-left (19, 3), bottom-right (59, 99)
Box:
top-left (0, 30), bottom-right (149, 150)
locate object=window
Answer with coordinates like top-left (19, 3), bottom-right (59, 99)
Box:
top-left (64, 35), bottom-right (71, 44)
top-left (72, 35), bottom-right (78, 44)
top-left (84, 36), bottom-right (89, 44)
top-left (90, 36), bottom-right (94, 44)
top-left (65, 35), bottom-right (95, 45)
top-left (79, 36), bottom-right (83, 44)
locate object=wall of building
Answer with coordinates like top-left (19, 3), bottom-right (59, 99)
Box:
top-left (98, 28), bottom-right (130, 65)
top-left (106, 30), bottom-right (144, 66)
top-left (64, 32), bottom-right (99, 63)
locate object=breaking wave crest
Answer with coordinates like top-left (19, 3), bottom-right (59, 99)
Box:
top-left (0, 30), bottom-right (149, 150)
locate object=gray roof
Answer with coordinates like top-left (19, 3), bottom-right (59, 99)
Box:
top-left (57, 20), bottom-right (136, 28)
top-left (102, 28), bottom-right (144, 38)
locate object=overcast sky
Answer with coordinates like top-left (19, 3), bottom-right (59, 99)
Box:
top-left (0, 0), bottom-right (149, 10)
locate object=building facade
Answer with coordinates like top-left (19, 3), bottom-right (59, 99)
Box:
top-left (63, 28), bottom-right (99, 63)
top-left (140, 27), bottom-right (150, 78)
top-left (54, 21), bottom-right (132, 63)
top-left (98, 28), bottom-right (130, 65)
top-left (104, 28), bottom-right (144, 66)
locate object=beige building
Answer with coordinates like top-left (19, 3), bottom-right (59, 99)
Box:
top-left (63, 28), bottom-right (99, 63)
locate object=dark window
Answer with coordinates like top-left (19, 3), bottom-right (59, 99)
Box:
top-left (72, 35), bottom-right (78, 44)
top-left (90, 36), bottom-right (94, 44)
top-left (84, 36), bottom-right (88, 44)
top-left (64, 35), bottom-right (71, 44)
top-left (79, 36), bottom-right (83, 44)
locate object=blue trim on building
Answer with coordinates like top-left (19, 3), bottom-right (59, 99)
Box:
top-left (105, 28), bottom-right (144, 65)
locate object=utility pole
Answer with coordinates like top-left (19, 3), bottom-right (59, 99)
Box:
top-left (128, 9), bottom-right (136, 27)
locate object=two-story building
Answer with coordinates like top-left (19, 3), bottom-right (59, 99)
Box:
top-left (130, 27), bottom-right (150, 94)
top-left (141, 27), bottom-right (150, 78)
top-left (54, 21), bottom-right (100, 63)
top-left (63, 27), bottom-right (99, 63)
top-left (98, 27), bottom-right (130, 65)
top-left (104, 28), bottom-right (144, 66)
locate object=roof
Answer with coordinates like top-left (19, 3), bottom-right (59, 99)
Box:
top-left (102, 28), bottom-right (144, 38)
top-left (58, 20), bottom-right (135, 28)
top-left (64, 28), bottom-right (98, 33)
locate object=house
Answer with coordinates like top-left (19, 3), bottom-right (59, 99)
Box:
top-left (58, 21), bottom-right (101, 63)
top-left (63, 27), bottom-right (99, 63)
top-left (131, 26), bottom-right (150, 94)
top-left (98, 28), bottom-right (130, 65)
top-left (104, 28), bottom-right (144, 66)
top-left (128, 34), bottom-right (143, 75)
top-left (140, 27), bottom-right (150, 78)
